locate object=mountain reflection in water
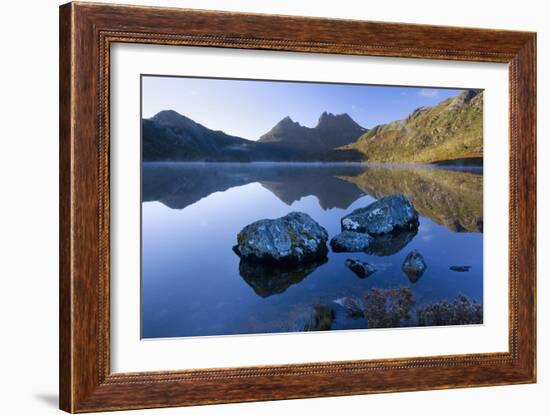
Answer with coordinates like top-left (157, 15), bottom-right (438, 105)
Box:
top-left (340, 167), bottom-right (483, 232)
top-left (141, 162), bottom-right (483, 338)
top-left (142, 162), bottom-right (482, 233)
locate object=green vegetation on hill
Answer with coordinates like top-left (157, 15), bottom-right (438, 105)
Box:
top-left (142, 90), bottom-right (483, 163)
top-left (341, 90), bottom-right (483, 163)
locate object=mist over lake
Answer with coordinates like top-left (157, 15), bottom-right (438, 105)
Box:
top-left (141, 162), bottom-right (483, 338)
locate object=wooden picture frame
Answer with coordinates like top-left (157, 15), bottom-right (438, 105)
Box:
top-left (59, 2), bottom-right (536, 412)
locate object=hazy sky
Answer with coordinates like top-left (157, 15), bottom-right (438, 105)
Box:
top-left (142, 76), bottom-right (463, 140)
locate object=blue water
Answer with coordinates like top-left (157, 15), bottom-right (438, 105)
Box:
top-left (141, 163), bottom-right (483, 338)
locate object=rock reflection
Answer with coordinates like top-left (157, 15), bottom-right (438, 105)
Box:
top-left (365, 229), bottom-right (418, 256)
top-left (238, 257), bottom-right (328, 298)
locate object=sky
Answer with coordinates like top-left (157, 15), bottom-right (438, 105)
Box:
top-left (142, 76), bottom-right (464, 140)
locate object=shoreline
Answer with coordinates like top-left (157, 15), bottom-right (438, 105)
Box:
top-left (142, 160), bottom-right (484, 171)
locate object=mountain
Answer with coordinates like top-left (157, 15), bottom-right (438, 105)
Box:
top-left (341, 90), bottom-right (483, 164)
top-left (142, 110), bottom-right (365, 162)
top-left (142, 110), bottom-right (256, 161)
top-left (142, 90), bottom-right (483, 163)
top-left (259, 112), bottom-right (367, 151)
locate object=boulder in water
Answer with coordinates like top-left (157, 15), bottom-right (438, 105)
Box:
top-left (330, 231), bottom-right (374, 252)
top-left (344, 258), bottom-right (376, 279)
top-left (341, 194), bottom-right (419, 235)
top-left (364, 229), bottom-right (417, 256)
top-left (401, 250), bottom-right (427, 282)
top-left (233, 211), bottom-right (328, 265)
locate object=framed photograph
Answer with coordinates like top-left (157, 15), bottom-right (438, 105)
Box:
top-left (59, 2), bottom-right (536, 412)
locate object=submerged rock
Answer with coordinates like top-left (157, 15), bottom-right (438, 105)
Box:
top-left (401, 250), bottom-right (427, 282)
top-left (238, 257), bottom-right (327, 298)
top-left (335, 297), bottom-right (365, 318)
top-left (233, 212), bottom-right (328, 265)
top-left (340, 194), bottom-right (419, 235)
top-left (344, 258), bottom-right (376, 279)
top-left (304, 304), bottom-right (335, 331)
top-left (330, 231), bottom-right (374, 252)
top-left (449, 265), bottom-right (472, 272)
top-left (364, 229), bottom-right (417, 256)
top-left (330, 228), bottom-right (417, 256)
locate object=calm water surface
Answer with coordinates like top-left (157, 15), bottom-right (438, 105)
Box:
top-left (141, 163), bottom-right (483, 338)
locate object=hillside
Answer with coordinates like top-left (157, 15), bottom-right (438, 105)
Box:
top-left (341, 89), bottom-right (483, 163)
top-left (142, 110), bottom-right (256, 161)
top-left (142, 110), bottom-right (365, 162)
top-left (142, 90), bottom-right (483, 163)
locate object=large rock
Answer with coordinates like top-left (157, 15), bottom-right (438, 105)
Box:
top-left (233, 212), bottom-right (328, 265)
top-left (330, 231), bottom-right (374, 252)
top-left (341, 194), bottom-right (419, 235)
top-left (401, 250), bottom-right (427, 282)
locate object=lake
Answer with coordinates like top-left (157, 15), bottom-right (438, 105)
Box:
top-left (141, 162), bottom-right (483, 338)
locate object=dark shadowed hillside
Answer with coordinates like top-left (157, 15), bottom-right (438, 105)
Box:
top-left (142, 110), bottom-right (365, 162)
top-left (142, 110), bottom-right (256, 161)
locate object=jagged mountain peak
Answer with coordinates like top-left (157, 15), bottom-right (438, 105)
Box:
top-left (276, 116), bottom-right (301, 127)
top-left (143, 89), bottom-right (482, 164)
top-left (316, 112), bottom-right (362, 130)
top-left (457, 89), bottom-right (481, 102)
top-left (258, 111), bottom-right (366, 148)
top-left (448, 89), bottom-right (482, 109)
top-left (257, 116), bottom-right (303, 143)
top-left (318, 111), bottom-right (336, 122)
top-left (318, 111), bottom-right (349, 122)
